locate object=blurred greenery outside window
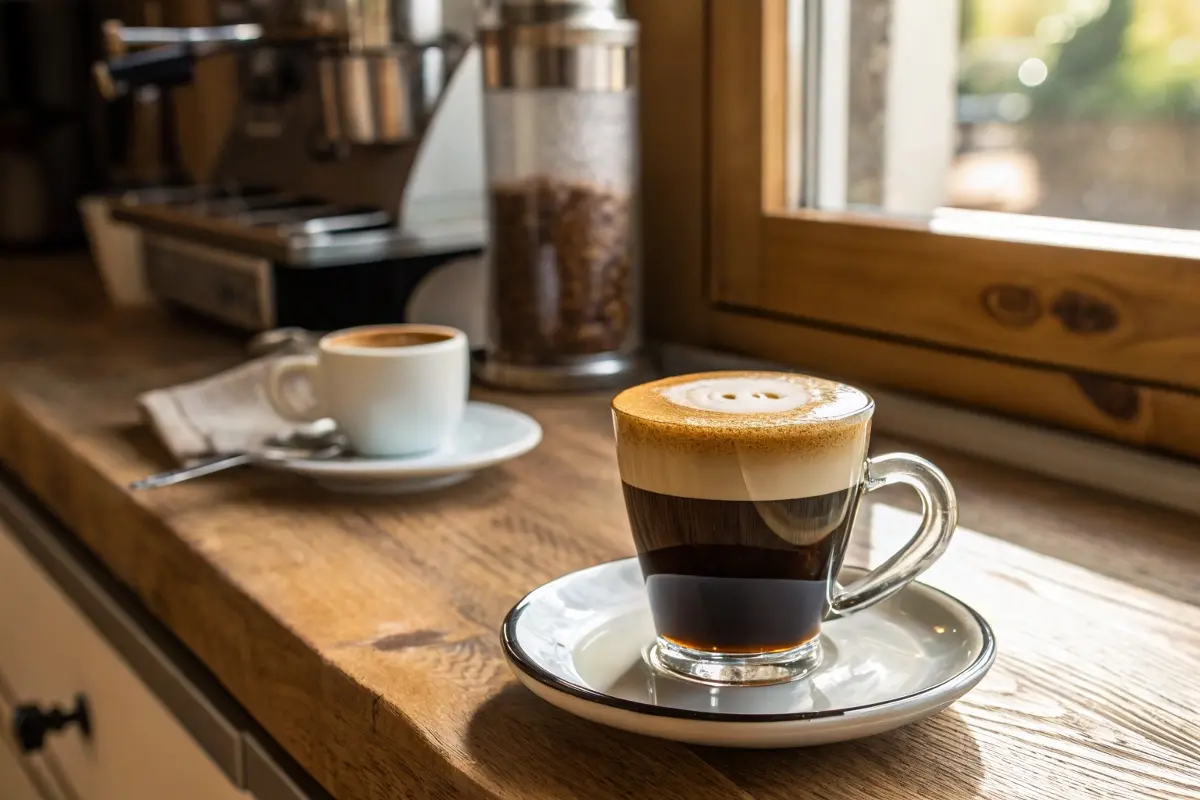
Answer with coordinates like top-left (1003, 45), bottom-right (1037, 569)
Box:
top-left (950, 0), bottom-right (1200, 229)
top-left (960, 0), bottom-right (1200, 120)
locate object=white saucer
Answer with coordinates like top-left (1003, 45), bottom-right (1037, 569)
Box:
top-left (502, 558), bottom-right (995, 748)
top-left (270, 402), bottom-right (542, 493)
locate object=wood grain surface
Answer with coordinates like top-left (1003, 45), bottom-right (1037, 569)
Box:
top-left (2, 257), bottom-right (1199, 800)
top-left (627, 0), bottom-right (711, 346)
top-left (746, 211), bottom-right (1200, 392)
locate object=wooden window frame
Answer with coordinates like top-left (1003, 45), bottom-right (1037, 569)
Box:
top-left (634, 0), bottom-right (1200, 460)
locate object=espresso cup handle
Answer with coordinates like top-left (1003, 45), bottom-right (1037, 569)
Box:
top-left (829, 453), bottom-right (957, 617)
top-left (265, 355), bottom-right (327, 423)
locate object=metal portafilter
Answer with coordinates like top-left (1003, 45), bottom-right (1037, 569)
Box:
top-left (94, 21), bottom-right (266, 100)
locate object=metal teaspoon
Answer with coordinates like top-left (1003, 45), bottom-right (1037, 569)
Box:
top-left (129, 428), bottom-right (349, 491)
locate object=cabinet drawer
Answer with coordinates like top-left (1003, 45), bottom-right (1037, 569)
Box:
top-left (0, 687), bottom-right (67, 800)
top-left (0, 517), bottom-right (247, 800)
top-left (0, 731), bottom-right (50, 800)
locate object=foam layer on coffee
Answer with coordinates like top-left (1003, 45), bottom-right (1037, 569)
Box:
top-left (613, 372), bottom-right (872, 501)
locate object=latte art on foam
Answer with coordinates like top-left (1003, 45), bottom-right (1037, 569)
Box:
top-left (612, 371), bottom-right (874, 502)
top-left (660, 376), bottom-right (813, 415)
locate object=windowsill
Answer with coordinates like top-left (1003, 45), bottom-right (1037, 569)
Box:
top-left (929, 207), bottom-right (1200, 260)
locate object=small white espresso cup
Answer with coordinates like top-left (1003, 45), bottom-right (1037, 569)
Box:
top-left (265, 324), bottom-right (468, 457)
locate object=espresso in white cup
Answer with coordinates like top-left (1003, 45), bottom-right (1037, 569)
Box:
top-left (266, 324), bottom-right (468, 457)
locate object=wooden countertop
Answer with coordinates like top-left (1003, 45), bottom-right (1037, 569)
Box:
top-left (2, 257), bottom-right (1199, 799)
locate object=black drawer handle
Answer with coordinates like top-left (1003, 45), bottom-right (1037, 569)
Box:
top-left (13, 693), bottom-right (91, 753)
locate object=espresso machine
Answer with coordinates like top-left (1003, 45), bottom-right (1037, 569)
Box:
top-left (92, 0), bottom-right (486, 332)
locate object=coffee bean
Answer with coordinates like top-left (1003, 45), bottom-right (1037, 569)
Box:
top-left (490, 177), bottom-right (635, 362)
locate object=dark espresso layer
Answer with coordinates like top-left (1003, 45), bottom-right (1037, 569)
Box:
top-left (328, 329), bottom-right (453, 349)
top-left (623, 482), bottom-right (861, 653)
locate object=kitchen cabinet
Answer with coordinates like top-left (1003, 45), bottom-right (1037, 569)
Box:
top-left (0, 734), bottom-right (49, 800)
top-left (0, 478), bottom-right (327, 800)
top-left (0, 517), bottom-right (247, 800)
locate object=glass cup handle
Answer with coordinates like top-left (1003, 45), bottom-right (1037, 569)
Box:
top-left (829, 453), bottom-right (957, 617)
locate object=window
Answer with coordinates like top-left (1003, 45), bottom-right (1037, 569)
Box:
top-left (635, 0), bottom-right (1200, 460)
top-left (810, 0), bottom-right (1200, 231)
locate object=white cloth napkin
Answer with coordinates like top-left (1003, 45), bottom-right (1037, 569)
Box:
top-left (137, 331), bottom-right (318, 463)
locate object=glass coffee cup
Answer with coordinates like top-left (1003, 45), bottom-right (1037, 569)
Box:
top-left (612, 371), bottom-right (957, 686)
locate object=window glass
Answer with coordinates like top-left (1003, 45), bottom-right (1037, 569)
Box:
top-left (801, 0), bottom-right (1200, 230)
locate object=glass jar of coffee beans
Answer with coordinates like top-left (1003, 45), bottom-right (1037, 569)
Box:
top-left (474, 0), bottom-right (640, 391)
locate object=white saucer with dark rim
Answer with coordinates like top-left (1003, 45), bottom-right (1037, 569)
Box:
top-left (267, 402), bottom-right (542, 493)
top-left (502, 558), bottom-right (995, 748)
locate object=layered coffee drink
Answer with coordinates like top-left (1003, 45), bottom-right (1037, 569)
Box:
top-left (612, 371), bottom-right (874, 680)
